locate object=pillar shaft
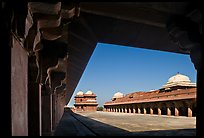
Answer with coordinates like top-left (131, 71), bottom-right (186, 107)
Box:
top-left (41, 93), bottom-right (52, 136)
top-left (175, 107), bottom-right (179, 116)
top-left (150, 108), bottom-right (153, 115)
top-left (138, 108), bottom-right (141, 114)
top-left (143, 108), bottom-right (146, 114)
top-left (158, 108), bottom-right (161, 115)
top-left (188, 107), bottom-right (192, 117)
top-left (167, 107), bottom-right (171, 116)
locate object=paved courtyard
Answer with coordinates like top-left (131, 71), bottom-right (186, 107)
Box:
top-left (54, 110), bottom-right (196, 136)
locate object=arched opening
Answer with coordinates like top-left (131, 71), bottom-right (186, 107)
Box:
top-left (146, 107), bottom-right (150, 114)
top-left (153, 106), bottom-right (158, 115)
top-left (161, 103), bottom-right (167, 115)
top-left (192, 102), bottom-right (196, 117)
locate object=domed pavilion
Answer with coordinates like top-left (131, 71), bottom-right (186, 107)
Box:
top-left (104, 73), bottom-right (196, 117)
top-left (74, 90), bottom-right (98, 112)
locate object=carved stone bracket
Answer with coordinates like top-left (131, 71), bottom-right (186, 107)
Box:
top-left (23, 2), bottom-right (80, 53)
top-left (45, 55), bottom-right (68, 93)
top-left (49, 72), bottom-right (67, 94)
top-left (36, 40), bottom-right (68, 84)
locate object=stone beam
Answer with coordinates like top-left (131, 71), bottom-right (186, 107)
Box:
top-left (80, 2), bottom-right (189, 28)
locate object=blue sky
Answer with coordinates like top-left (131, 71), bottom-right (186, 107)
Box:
top-left (68, 42), bottom-right (197, 107)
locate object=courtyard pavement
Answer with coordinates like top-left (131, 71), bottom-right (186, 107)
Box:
top-left (54, 110), bottom-right (196, 136)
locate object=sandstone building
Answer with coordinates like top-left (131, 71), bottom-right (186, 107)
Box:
top-left (104, 73), bottom-right (196, 117)
top-left (74, 90), bottom-right (98, 111)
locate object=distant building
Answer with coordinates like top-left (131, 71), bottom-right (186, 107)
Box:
top-left (74, 90), bottom-right (98, 112)
top-left (104, 73), bottom-right (196, 117)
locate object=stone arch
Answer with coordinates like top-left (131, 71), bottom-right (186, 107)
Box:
top-left (152, 103), bottom-right (158, 115)
top-left (130, 104), bottom-right (134, 113)
top-left (144, 103), bottom-right (151, 114)
top-left (192, 100), bottom-right (196, 117)
top-left (160, 102), bottom-right (167, 115)
top-left (179, 100), bottom-right (188, 116)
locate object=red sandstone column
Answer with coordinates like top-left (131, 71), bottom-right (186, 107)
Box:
top-left (143, 108), bottom-right (146, 114)
top-left (128, 108), bottom-right (131, 113)
top-left (167, 107), bottom-right (171, 116)
top-left (125, 107), bottom-right (127, 113)
top-left (138, 108), bottom-right (141, 114)
top-left (41, 93), bottom-right (52, 136)
top-left (150, 108), bottom-right (153, 115)
top-left (175, 107), bottom-right (179, 116)
top-left (158, 108), bottom-right (161, 115)
top-left (188, 107), bottom-right (192, 117)
top-left (133, 108), bottom-right (136, 113)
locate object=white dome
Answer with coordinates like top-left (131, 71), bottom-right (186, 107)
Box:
top-left (167, 73), bottom-right (190, 83)
top-left (112, 92), bottom-right (124, 99)
top-left (162, 73), bottom-right (196, 89)
top-left (85, 90), bottom-right (93, 95)
top-left (76, 91), bottom-right (84, 95)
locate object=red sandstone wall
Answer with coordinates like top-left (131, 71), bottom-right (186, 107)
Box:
top-left (11, 36), bottom-right (28, 135)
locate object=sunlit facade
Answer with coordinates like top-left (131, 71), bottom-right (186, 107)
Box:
top-left (104, 73), bottom-right (196, 117)
top-left (74, 90), bottom-right (98, 112)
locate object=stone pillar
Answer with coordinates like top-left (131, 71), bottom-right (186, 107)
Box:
top-left (143, 108), bottom-right (147, 114)
top-left (128, 107), bottom-right (131, 113)
top-left (197, 64), bottom-right (203, 135)
top-left (175, 107), bottom-right (179, 116)
top-left (188, 107), bottom-right (192, 117)
top-left (28, 84), bottom-right (42, 136)
top-left (150, 108), bottom-right (153, 115)
top-left (133, 108), bottom-right (136, 113)
top-left (28, 56), bottom-right (42, 136)
top-left (167, 107), bottom-right (171, 116)
top-left (41, 90), bottom-right (52, 136)
top-left (125, 107), bottom-right (127, 113)
top-left (11, 36), bottom-right (28, 136)
top-left (158, 108), bottom-right (161, 115)
top-left (138, 108), bottom-right (141, 114)
top-left (52, 94), bottom-right (56, 132)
